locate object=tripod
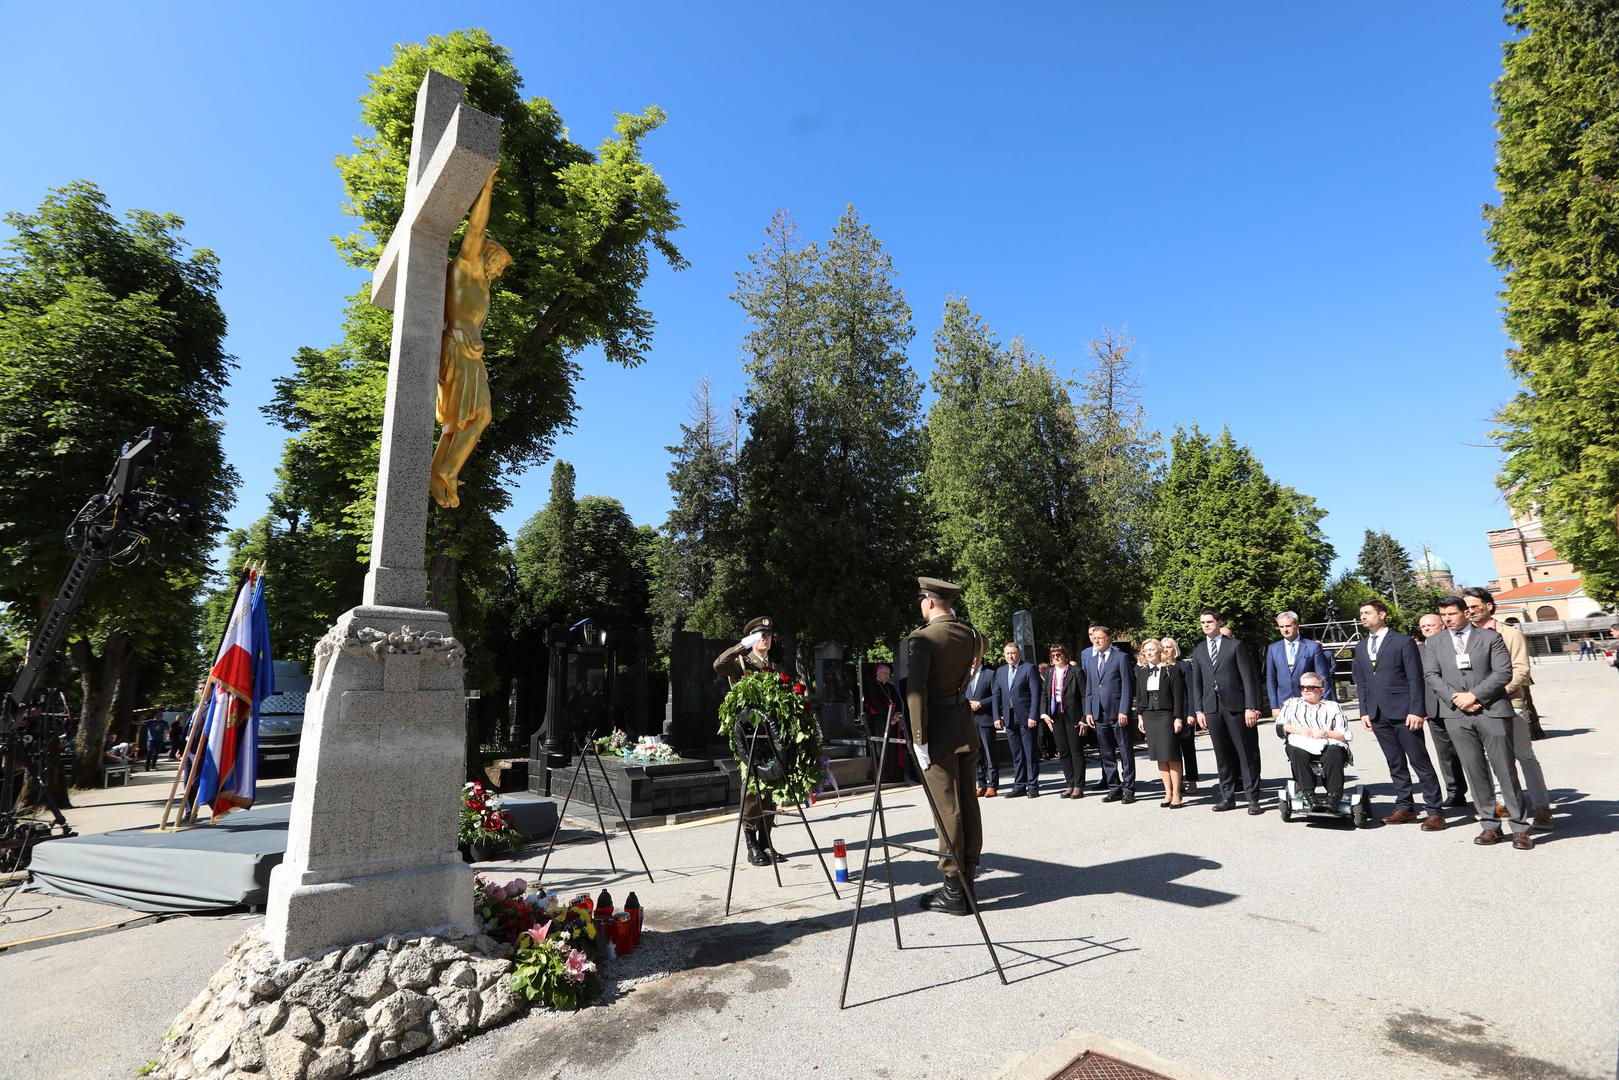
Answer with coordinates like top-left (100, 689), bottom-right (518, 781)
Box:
top-left (723, 709), bottom-right (842, 916)
top-left (0, 714), bottom-right (76, 874)
top-left (537, 733), bottom-right (654, 885)
top-left (837, 705), bottom-right (1006, 1008)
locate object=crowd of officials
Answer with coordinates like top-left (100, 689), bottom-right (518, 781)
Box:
top-left (867, 584), bottom-right (1602, 854)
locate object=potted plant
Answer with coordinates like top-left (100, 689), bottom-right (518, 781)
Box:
top-left (459, 781), bottom-right (524, 861)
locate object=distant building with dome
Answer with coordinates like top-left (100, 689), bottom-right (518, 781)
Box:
top-left (1414, 546), bottom-right (1454, 591)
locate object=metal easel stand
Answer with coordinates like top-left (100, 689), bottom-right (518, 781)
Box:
top-left (537, 734), bottom-right (654, 886)
top-left (723, 714), bottom-right (842, 917)
top-left (838, 706), bottom-right (1007, 1008)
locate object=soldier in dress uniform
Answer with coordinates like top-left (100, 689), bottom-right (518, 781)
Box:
top-left (904, 577), bottom-right (986, 916)
top-left (714, 616), bottom-right (787, 868)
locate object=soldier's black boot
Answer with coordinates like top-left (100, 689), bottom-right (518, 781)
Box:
top-left (918, 874), bottom-right (970, 916)
top-left (744, 826), bottom-right (770, 867)
top-left (759, 817), bottom-right (787, 862)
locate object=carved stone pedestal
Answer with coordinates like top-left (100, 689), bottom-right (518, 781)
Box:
top-left (265, 605), bottom-right (474, 961)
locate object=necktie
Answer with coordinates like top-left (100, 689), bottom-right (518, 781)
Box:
top-left (1368, 633), bottom-right (1380, 663)
top-left (1454, 630), bottom-right (1467, 652)
top-left (1286, 639), bottom-right (1298, 667)
top-left (1209, 637), bottom-right (1220, 663)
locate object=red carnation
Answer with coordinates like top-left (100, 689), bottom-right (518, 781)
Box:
top-left (778, 671), bottom-right (790, 684)
top-left (793, 682), bottom-right (805, 695)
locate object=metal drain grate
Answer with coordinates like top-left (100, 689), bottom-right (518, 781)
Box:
top-left (1052, 1050), bottom-right (1176, 1080)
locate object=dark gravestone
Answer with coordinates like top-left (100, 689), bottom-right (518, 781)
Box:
top-left (1013, 609), bottom-right (1036, 668)
top-left (667, 630), bottom-right (733, 754)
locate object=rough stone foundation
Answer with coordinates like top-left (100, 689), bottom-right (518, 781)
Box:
top-left (155, 926), bottom-right (522, 1080)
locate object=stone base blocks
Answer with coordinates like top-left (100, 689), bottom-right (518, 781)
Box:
top-left (155, 926), bottom-right (521, 1080)
top-left (265, 605), bottom-right (474, 961)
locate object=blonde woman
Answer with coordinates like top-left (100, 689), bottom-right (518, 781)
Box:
top-left (1160, 637), bottom-right (1200, 793)
top-left (1135, 639), bottom-right (1188, 807)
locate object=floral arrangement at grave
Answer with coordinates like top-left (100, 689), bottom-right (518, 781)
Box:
top-left (509, 900), bottom-right (607, 1010)
top-left (458, 781), bottom-right (524, 849)
top-left (717, 671), bottom-right (825, 805)
top-left (592, 728), bottom-right (679, 766)
top-left (474, 874), bottom-right (611, 1010)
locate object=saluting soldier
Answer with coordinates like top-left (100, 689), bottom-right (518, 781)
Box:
top-left (714, 616), bottom-right (787, 868)
top-left (905, 577), bottom-right (985, 916)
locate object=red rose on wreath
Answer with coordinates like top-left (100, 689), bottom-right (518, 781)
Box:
top-left (793, 682), bottom-right (806, 695)
top-left (779, 671), bottom-right (791, 684)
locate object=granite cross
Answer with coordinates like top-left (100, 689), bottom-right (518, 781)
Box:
top-left (366, 70), bottom-right (501, 610)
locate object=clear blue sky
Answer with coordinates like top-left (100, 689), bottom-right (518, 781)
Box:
top-left (2, 3), bottom-right (1517, 588)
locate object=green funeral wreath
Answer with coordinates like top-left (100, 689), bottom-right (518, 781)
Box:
top-left (717, 670), bottom-right (825, 805)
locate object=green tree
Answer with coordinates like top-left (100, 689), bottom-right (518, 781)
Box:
top-left (1355, 529), bottom-right (1416, 608)
top-left (1144, 426), bottom-right (1334, 645)
top-left (231, 28), bottom-right (685, 668)
top-left (0, 181), bottom-right (237, 782)
top-left (1074, 328), bottom-right (1163, 629)
top-left (710, 208), bottom-right (925, 664)
top-left (655, 376), bottom-right (737, 642)
top-left (922, 297), bottom-right (1098, 647)
top-left (512, 460), bottom-right (577, 637)
top-left (1488, 0), bottom-right (1619, 603)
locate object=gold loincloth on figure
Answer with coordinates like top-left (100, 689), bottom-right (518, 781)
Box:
top-left (437, 326), bottom-right (491, 427)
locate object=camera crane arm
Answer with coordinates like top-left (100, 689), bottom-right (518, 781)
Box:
top-left (2, 430), bottom-right (167, 728)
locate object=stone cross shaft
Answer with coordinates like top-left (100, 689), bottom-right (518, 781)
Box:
top-left (366, 70), bottom-right (501, 609)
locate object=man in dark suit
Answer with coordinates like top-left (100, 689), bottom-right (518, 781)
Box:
top-left (1191, 607), bottom-right (1265, 814)
top-left (1423, 596), bottom-right (1533, 849)
top-left (1040, 643), bottom-right (1087, 798)
top-left (1351, 599), bottom-right (1444, 830)
top-left (966, 656), bottom-right (1000, 796)
top-left (992, 642), bottom-right (1041, 797)
top-left (1082, 625), bottom-right (1136, 803)
top-left (1416, 613), bottom-right (1468, 807)
top-left (1266, 610), bottom-right (1335, 712)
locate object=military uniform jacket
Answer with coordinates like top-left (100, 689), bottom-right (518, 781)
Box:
top-left (714, 643), bottom-right (775, 685)
top-left (904, 614), bottom-right (982, 754)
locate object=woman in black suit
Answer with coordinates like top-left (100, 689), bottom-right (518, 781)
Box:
top-left (1160, 636), bottom-right (1199, 793)
top-left (1135, 639), bottom-right (1187, 807)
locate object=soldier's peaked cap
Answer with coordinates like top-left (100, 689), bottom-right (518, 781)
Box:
top-left (916, 576), bottom-right (962, 602)
top-left (744, 616), bottom-right (774, 636)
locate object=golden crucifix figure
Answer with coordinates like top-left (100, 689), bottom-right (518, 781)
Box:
top-left (432, 166), bottom-right (512, 509)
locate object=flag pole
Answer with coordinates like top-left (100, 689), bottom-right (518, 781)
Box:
top-left (190, 562), bottom-right (269, 826)
top-left (159, 563), bottom-right (260, 830)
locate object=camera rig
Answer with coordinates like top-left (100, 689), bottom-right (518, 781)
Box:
top-left (1, 429), bottom-right (196, 868)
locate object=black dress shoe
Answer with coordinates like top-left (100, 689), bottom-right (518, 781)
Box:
top-left (1160, 799), bottom-right (1173, 808)
top-left (1074, 788), bottom-right (1086, 799)
top-left (1444, 794), bottom-right (1469, 808)
top-left (1122, 791), bottom-right (1136, 804)
top-left (1003, 789), bottom-right (1025, 799)
top-left (1212, 800), bottom-right (1238, 812)
top-left (1059, 790), bottom-right (1072, 799)
top-left (1027, 788), bottom-right (1040, 798)
top-left (1247, 802), bottom-right (1264, 816)
top-left (1102, 791), bottom-right (1123, 803)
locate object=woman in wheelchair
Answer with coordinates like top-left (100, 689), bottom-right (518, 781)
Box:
top-left (1275, 676), bottom-right (1353, 810)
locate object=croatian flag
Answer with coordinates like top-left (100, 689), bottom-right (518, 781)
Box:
top-left (194, 571), bottom-right (274, 816)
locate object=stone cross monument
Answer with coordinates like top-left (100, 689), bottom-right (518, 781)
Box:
top-left (264, 71), bottom-right (501, 960)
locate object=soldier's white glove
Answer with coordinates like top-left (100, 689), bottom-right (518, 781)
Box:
top-left (912, 741), bottom-right (931, 771)
top-left (740, 631), bottom-right (764, 649)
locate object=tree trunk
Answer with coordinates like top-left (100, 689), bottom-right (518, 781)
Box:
top-left (71, 630), bottom-right (135, 784)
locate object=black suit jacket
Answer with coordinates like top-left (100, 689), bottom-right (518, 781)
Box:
top-left (1190, 636), bottom-right (1260, 713)
top-left (1351, 629), bottom-right (1425, 721)
top-left (1134, 663), bottom-right (1185, 718)
top-left (1041, 664), bottom-right (1084, 726)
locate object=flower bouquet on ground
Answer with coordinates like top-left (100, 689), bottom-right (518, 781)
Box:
top-left (717, 671), bottom-right (825, 806)
top-left (509, 895), bottom-right (609, 1010)
top-left (459, 781), bottom-right (524, 860)
top-left (592, 729), bottom-right (630, 756)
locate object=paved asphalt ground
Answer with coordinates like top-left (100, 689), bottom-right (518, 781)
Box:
top-left (3, 659), bottom-right (1615, 1080)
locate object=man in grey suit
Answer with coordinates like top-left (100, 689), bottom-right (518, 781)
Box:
top-left (1422, 596), bottom-right (1534, 849)
top-left (1416, 613), bottom-right (1469, 807)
